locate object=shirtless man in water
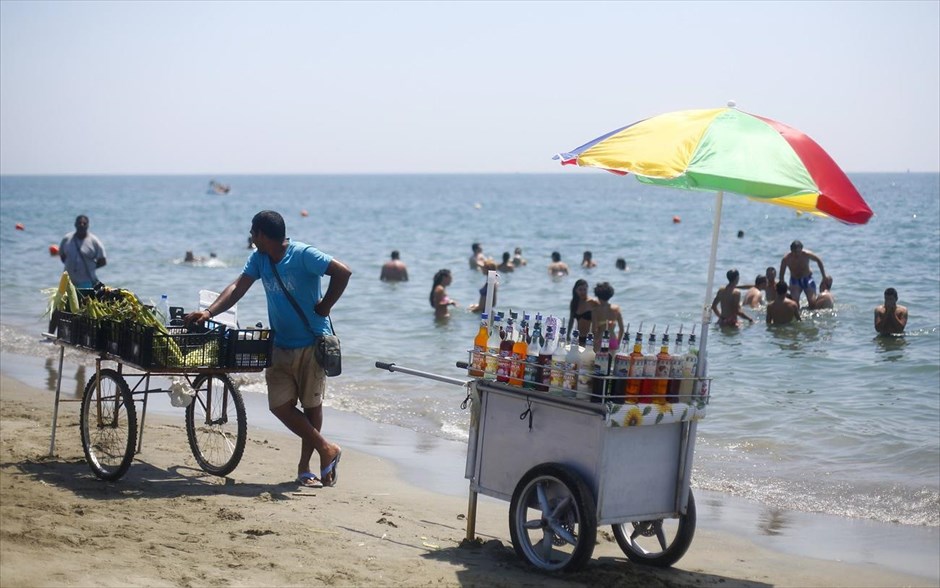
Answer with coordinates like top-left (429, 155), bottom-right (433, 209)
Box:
top-left (779, 240), bottom-right (827, 310)
top-left (711, 269), bottom-right (754, 327)
top-left (379, 250), bottom-right (408, 282)
top-left (874, 287), bottom-right (908, 335)
top-left (767, 281), bottom-right (801, 325)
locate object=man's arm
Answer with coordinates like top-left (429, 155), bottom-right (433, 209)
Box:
top-left (96, 257), bottom-right (107, 269)
top-left (778, 256), bottom-right (787, 284)
top-left (315, 259), bottom-right (352, 317)
top-left (710, 290), bottom-right (721, 318)
top-left (896, 307), bottom-right (909, 330)
top-left (401, 267), bottom-right (408, 281)
top-left (185, 274), bottom-right (255, 324)
top-left (808, 251), bottom-right (826, 280)
top-left (792, 303), bottom-right (802, 322)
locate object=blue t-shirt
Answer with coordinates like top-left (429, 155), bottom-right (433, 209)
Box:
top-left (243, 240), bottom-right (333, 349)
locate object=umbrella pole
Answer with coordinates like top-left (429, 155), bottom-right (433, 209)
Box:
top-left (698, 191), bottom-right (724, 375)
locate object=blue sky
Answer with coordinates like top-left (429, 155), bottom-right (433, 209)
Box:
top-left (1, 1), bottom-right (937, 174)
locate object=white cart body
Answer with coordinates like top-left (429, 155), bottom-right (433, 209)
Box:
top-left (466, 380), bottom-right (697, 525)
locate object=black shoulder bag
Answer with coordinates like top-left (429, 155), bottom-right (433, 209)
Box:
top-left (269, 253), bottom-right (342, 377)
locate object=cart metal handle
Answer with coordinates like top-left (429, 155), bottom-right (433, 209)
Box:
top-left (374, 361), bottom-right (468, 387)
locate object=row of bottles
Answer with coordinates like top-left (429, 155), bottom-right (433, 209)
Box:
top-left (470, 312), bottom-right (701, 405)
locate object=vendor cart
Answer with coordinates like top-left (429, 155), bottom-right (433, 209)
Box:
top-left (45, 311), bottom-right (272, 482)
top-left (375, 359), bottom-right (709, 572)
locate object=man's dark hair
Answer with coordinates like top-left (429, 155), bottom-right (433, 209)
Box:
top-left (391, 250), bottom-right (400, 260)
top-left (756, 275), bottom-right (767, 286)
top-left (594, 282), bottom-right (614, 301)
top-left (790, 240), bottom-right (803, 252)
top-left (251, 210), bottom-right (286, 241)
top-left (502, 251), bottom-right (511, 262)
top-left (776, 281), bottom-right (788, 295)
top-left (884, 287), bottom-right (898, 298)
top-left (726, 268), bottom-right (739, 282)
top-left (74, 215), bottom-right (89, 226)
top-left (472, 243), bottom-right (481, 254)
top-left (551, 251), bottom-right (561, 262)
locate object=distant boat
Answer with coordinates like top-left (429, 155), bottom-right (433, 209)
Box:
top-left (208, 180), bottom-right (231, 195)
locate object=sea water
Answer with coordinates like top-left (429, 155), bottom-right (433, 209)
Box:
top-left (1, 173), bottom-right (938, 528)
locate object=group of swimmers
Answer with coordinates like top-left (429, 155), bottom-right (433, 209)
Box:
top-left (385, 239), bottom-right (908, 335)
top-left (710, 240), bottom-right (908, 334)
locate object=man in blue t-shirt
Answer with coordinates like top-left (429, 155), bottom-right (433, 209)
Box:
top-left (186, 210), bottom-right (351, 488)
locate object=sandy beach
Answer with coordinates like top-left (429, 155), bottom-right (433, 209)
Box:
top-left (1, 368), bottom-right (936, 588)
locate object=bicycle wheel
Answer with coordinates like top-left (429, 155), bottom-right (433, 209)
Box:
top-left (612, 489), bottom-right (696, 568)
top-left (186, 374), bottom-right (246, 476)
top-left (80, 368), bottom-right (137, 481)
top-left (508, 463), bottom-right (597, 572)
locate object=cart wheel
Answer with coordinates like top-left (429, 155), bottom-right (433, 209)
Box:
top-left (613, 489), bottom-right (696, 568)
top-left (80, 368), bottom-right (137, 481)
top-left (508, 463), bottom-right (597, 572)
top-left (186, 374), bottom-right (246, 477)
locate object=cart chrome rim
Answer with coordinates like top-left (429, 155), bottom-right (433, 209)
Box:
top-left (512, 474), bottom-right (585, 571)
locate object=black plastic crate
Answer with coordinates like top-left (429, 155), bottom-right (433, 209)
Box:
top-left (121, 322), bottom-right (224, 369)
top-left (55, 312), bottom-right (80, 345)
top-left (223, 328), bottom-right (274, 369)
top-left (103, 319), bottom-right (124, 356)
top-left (77, 316), bottom-right (106, 351)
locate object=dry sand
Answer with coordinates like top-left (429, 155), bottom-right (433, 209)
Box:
top-left (0, 373), bottom-right (934, 588)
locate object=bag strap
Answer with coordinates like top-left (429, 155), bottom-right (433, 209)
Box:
top-left (268, 247), bottom-right (336, 336)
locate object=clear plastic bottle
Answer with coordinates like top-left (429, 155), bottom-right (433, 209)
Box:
top-left (157, 294), bottom-right (170, 326)
top-left (549, 325), bottom-right (568, 394)
top-left (484, 314), bottom-right (501, 380)
top-left (640, 326), bottom-right (658, 401)
top-left (678, 327), bottom-right (699, 404)
top-left (578, 332), bottom-right (596, 401)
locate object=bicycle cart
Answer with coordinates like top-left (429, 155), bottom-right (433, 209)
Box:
top-left (375, 359), bottom-right (710, 572)
top-left (45, 314), bottom-right (272, 482)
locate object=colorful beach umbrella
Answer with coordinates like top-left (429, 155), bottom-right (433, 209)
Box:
top-left (555, 106), bottom-right (873, 225)
top-left (554, 105), bottom-right (873, 399)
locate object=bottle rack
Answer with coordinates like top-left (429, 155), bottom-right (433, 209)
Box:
top-left (466, 350), bottom-right (711, 407)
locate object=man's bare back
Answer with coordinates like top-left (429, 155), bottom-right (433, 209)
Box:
top-left (711, 269), bottom-right (753, 327)
top-left (766, 281), bottom-right (801, 325)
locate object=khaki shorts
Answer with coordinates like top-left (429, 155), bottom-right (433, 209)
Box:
top-left (265, 344), bottom-right (325, 410)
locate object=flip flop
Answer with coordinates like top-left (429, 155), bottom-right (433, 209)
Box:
top-left (295, 472), bottom-right (323, 488)
top-left (320, 449), bottom-right (342, 487)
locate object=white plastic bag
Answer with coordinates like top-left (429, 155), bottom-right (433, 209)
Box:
top-left (168, 377), bottom-right (195, 408)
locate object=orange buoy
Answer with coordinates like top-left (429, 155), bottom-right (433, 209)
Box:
top-left (300, 210), bottom-right (309, 217)
top-left (672, 215), bottom-right (681, 224)
top-left (49, 244), bottom-right (60, 256)
top-left (15, 223), bottom-right (25, 231)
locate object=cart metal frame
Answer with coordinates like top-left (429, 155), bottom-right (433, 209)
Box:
top-left (45, 333), bottom-right (262, 481)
